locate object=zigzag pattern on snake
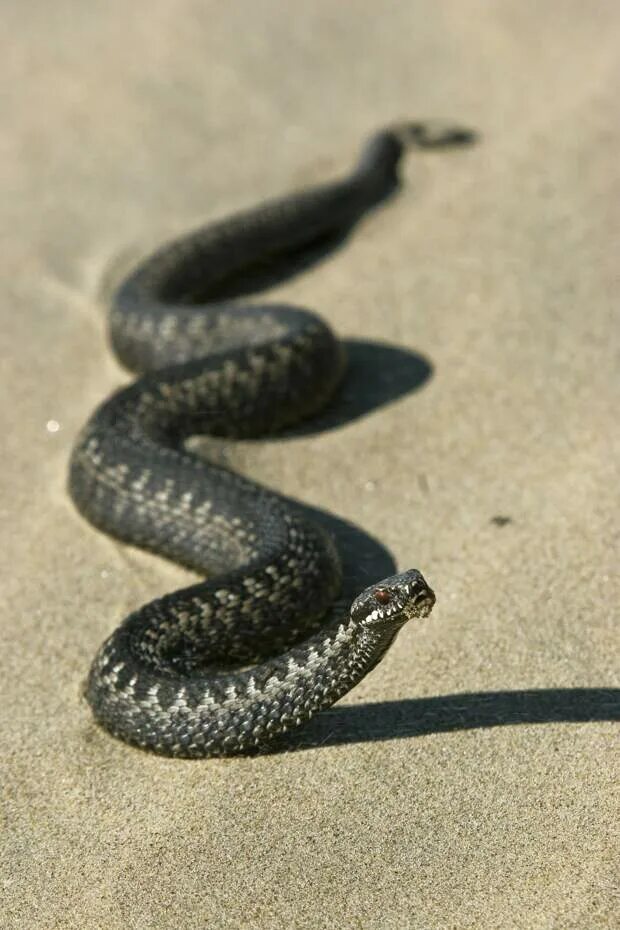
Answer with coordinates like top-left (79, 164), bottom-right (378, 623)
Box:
top-left (69, 121), bottom-right (472, 757)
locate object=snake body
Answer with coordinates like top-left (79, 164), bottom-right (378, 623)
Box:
top-left (68, 123), bottom-right (469, 757)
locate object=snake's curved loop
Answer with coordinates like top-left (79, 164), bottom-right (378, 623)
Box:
top-left (69, 123), bottom-right (473, 756)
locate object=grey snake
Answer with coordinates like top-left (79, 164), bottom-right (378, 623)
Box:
top-left (69, 121), bottom-right (471, 757)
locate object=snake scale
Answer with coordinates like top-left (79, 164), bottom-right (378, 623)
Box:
top-left (69, 121), bottom-right (471, 757)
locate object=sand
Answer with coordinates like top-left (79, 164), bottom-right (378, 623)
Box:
top-left (2, 2), bottom-right (619, 928)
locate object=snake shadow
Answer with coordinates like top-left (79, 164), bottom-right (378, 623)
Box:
top-left (288, 496), bottom-right (397, 605)
top-left (204, 127), bottom-right (478, 304)
top-left (203, 172), bottom-right (409, 304)
top-left (199, 130), bottom-right (458, 433)
top-left (193, 336), bottom-right (432, 588)
top-left (283, 687), bottom-right (620, 751)
top-left (284, 338), bottom-right (433, 436)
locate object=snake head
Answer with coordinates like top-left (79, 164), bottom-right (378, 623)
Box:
top-left (351, 569), bottom-right (436, 629)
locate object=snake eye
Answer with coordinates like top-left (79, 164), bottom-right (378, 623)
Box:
top-left (375, 588), bottom-right (391, 605)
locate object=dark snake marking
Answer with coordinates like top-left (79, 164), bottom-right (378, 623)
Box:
top-left (69, 121), bottom-right (473, 757)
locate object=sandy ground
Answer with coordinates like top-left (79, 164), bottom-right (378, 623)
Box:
top-left (2, 2), bottom-right (619, 928)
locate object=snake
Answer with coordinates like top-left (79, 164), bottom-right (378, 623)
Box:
top-left (69, 121), bottom-right (471, 757)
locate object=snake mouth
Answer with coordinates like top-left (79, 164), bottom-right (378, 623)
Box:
top-left (408, 591), bottom-right (436, 619)
top-left (395, 589), bottom-right (435, 623)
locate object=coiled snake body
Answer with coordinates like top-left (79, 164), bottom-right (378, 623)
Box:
top-left (69, 122), bottom-right (470, 757)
